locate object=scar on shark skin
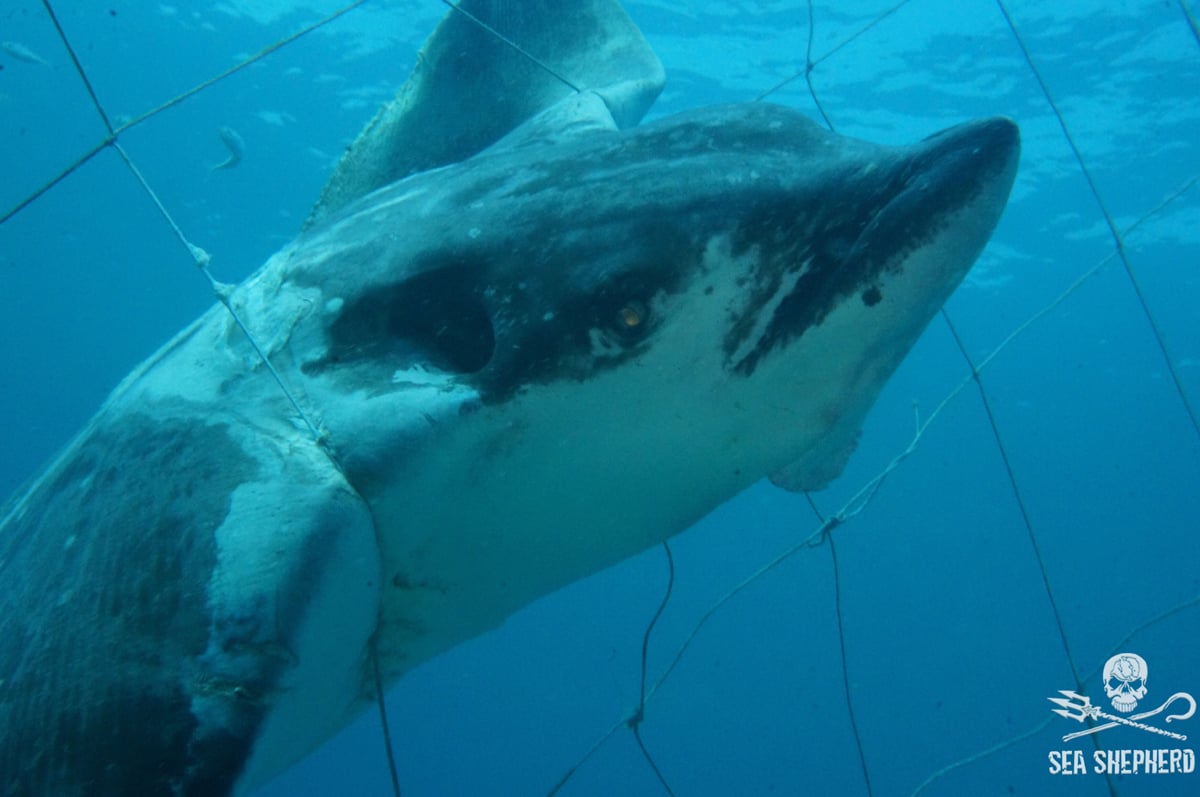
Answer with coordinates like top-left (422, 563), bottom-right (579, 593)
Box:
top-left (211, 126), bottom-right (246, 171)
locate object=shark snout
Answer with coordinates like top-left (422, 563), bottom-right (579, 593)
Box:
top-left (846, 116), bottom-right (1020, 269)
top-left (914, 115), bottom-right (1021, 202)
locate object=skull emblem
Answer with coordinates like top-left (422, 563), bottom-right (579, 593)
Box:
top-left (1103, 653), bottom-right (1148, 713)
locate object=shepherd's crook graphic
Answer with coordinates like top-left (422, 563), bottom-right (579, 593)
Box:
top-left (1049, 691), bottom-right (1195, 742)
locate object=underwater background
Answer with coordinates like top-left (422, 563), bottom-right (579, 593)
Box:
top-left (1, 1), bottom-right (1197, 795)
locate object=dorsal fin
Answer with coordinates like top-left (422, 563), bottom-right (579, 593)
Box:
top-left (304, 0), bottom-right (664, 229)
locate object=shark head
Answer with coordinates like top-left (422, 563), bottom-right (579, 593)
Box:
top-left (288, 98), bottom-right (1018, 487)
top-left (263, 96), bottom-right (1019, 681)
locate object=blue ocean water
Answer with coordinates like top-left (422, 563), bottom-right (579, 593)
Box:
top-left (0, 1), bottom-right (1197, 795)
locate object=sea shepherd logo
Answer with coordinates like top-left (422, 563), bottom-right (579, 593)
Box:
top-left (1047, 653), bottom-right (1196, 777)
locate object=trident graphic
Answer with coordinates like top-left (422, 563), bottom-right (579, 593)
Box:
top-left (1049, 691), bottom-right (1196, 743)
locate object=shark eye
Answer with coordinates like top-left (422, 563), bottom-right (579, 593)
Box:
top-left (616, 302), bottom-right (647, 331)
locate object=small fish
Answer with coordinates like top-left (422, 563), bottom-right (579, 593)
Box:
top-left (1, 41), bottom-right (50, 66)
top-left (209, 126), bottom-right (245, 171)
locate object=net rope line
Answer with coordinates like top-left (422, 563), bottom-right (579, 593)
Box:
top-left (439, 0), bottom-right (582, 92)
top-left (939, 310), bottom-right (1116, 797)
top-left (1179, 0), bottom-right (1200, 47)
top-left (5, 0), bottom-right (1198, 794)
top-left (370, 637), bottom-right (405, 797)
top-left (14, 0), bottom-right (386, 442)
top-left (995, 0), bottom-right (1200, 442)
top-left (0, 0), bottom-right (581, 231)
top-left (1, 0), bottom-right (372, 228)
top-left (819, 505), bottom-right (875, 797)
top-left (754, 0), bottom-right (915, 123)
top-left (628, 542), bottom-right (678, 797)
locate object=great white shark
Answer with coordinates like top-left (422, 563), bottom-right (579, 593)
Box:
top-left (0, 1), bottom-right (1019, 794)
